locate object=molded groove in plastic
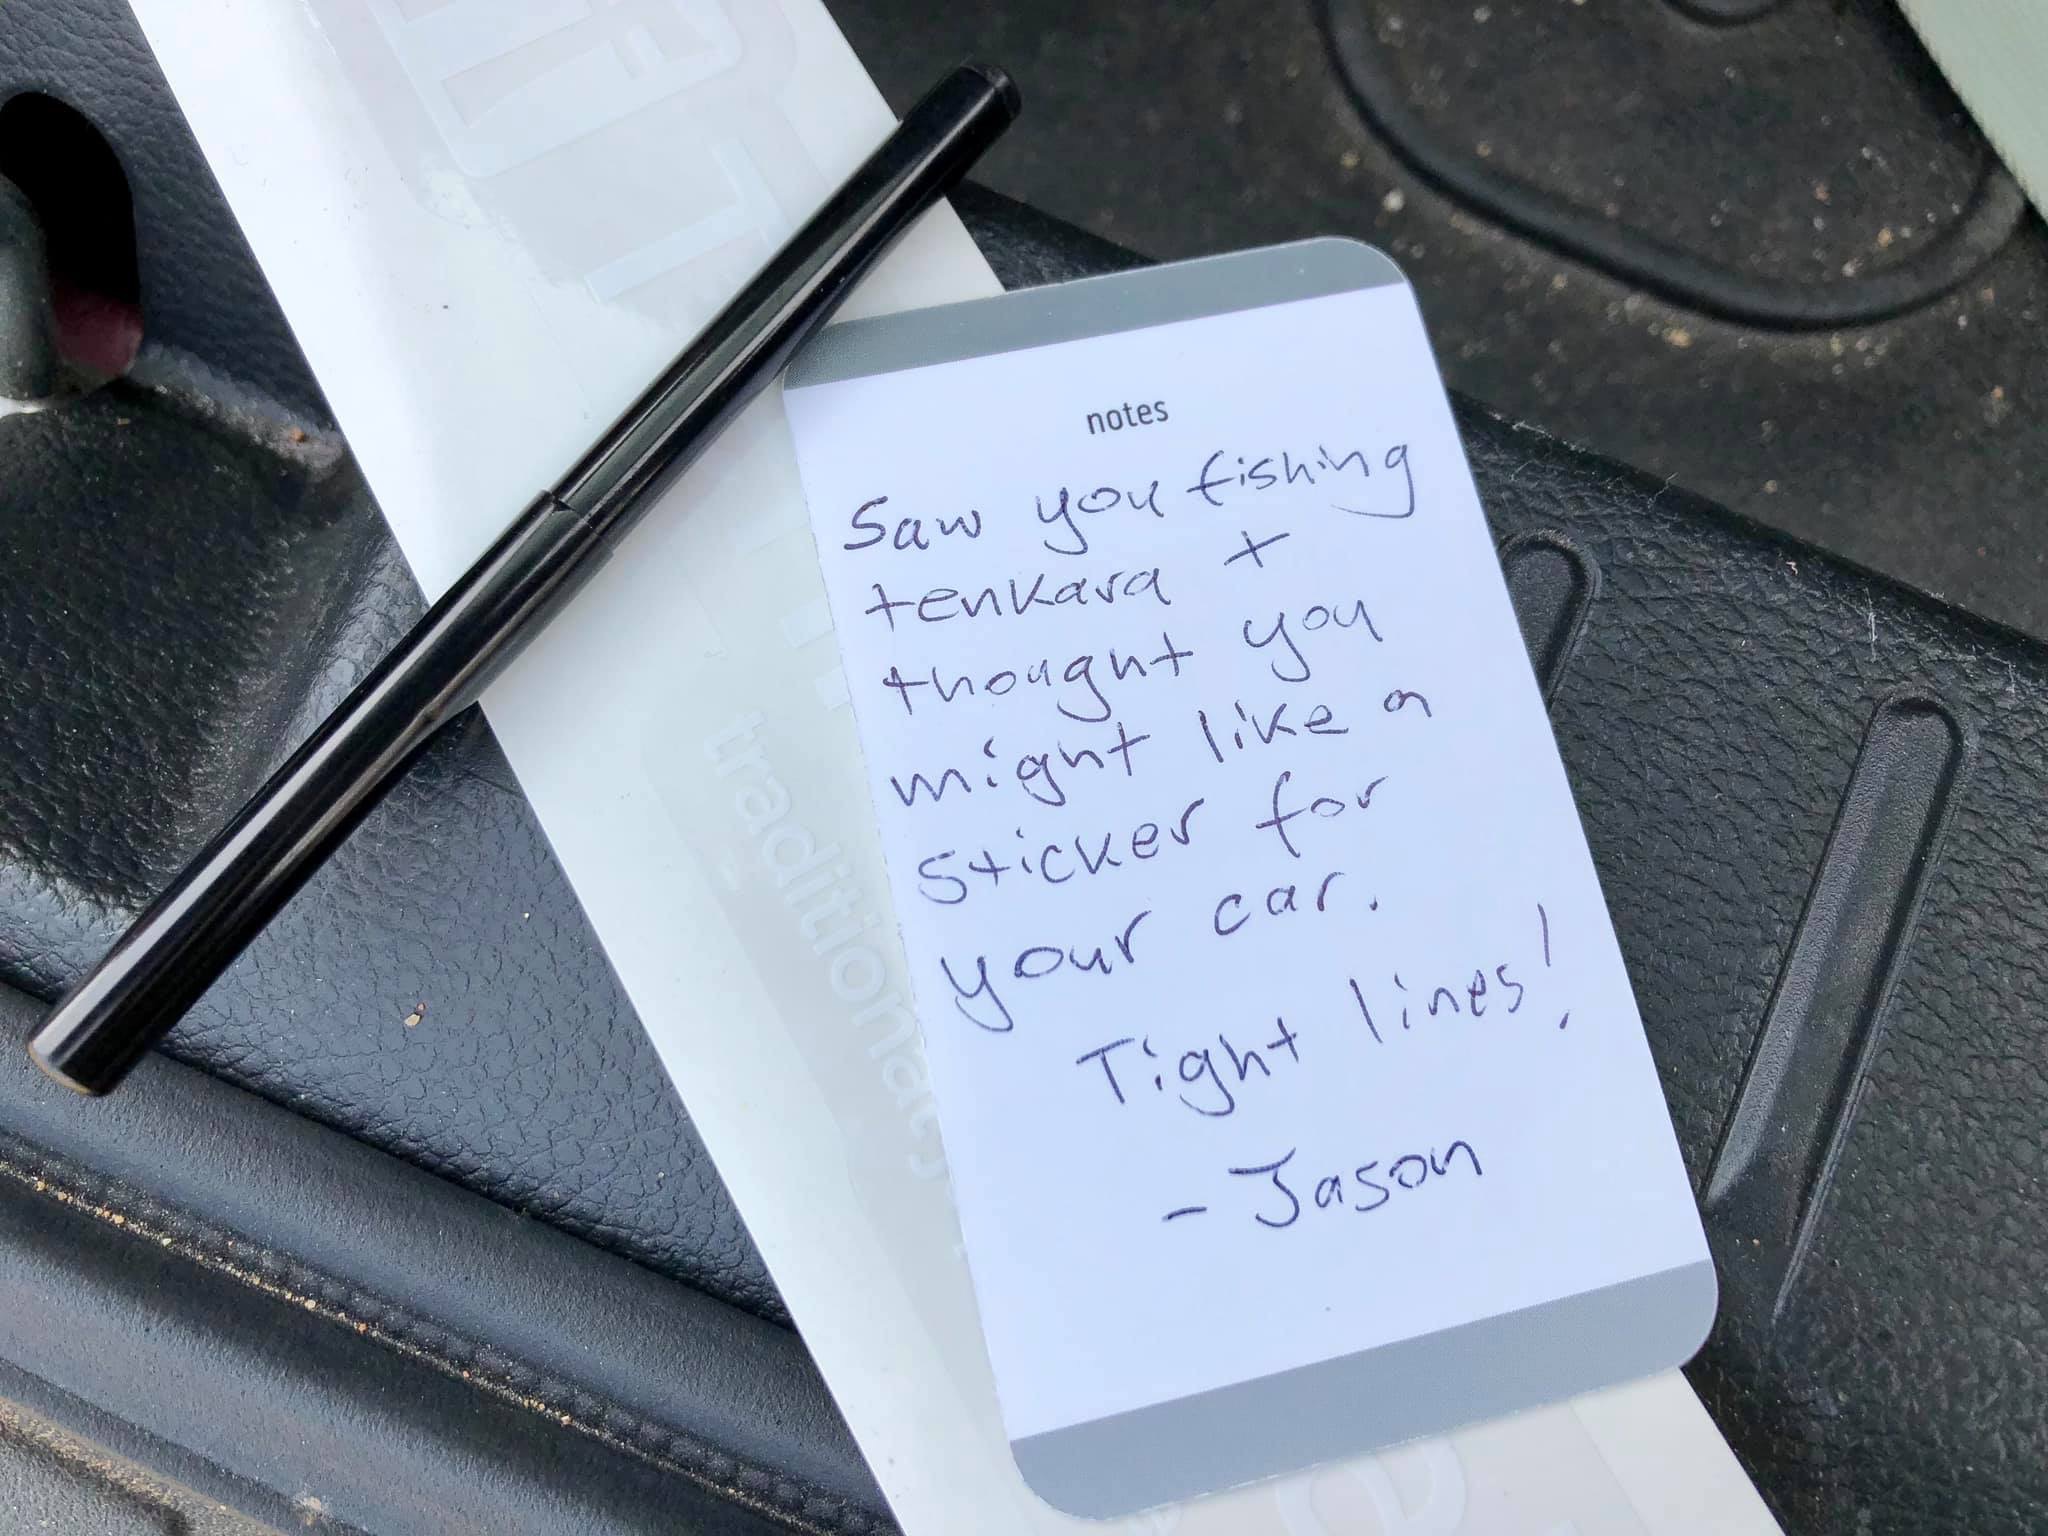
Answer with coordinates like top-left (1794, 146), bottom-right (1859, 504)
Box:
top-left (1705, 693), bottom-right (1971, 1322)
top-left (1502, 530), bottom-right (1601, 701)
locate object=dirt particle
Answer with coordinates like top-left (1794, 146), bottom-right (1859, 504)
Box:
top-left (1813, 180), bottom-right (1831, 203)
top-left (1663, 326), bottom-right (1694, 349)
top-left (1876, 226), bottom-right (1895, 249)
top-left (1765, 481), bottom-right (1781, 495)
top-left (403, 1002), bottom-right (426, 1029)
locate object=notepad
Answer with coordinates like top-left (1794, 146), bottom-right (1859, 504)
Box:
top-left (785, 241), bottom-right (1715, 1514)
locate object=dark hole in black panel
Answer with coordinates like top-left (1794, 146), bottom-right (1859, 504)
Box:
top-left (0, 93), bottom-right (142, 377)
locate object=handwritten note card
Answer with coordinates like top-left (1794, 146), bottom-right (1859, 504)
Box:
top-left (784, 242), bottom-right (1714, 1516)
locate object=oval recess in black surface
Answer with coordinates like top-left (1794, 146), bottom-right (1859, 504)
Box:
top-left (1321, 0), bottom-right (2025, 327)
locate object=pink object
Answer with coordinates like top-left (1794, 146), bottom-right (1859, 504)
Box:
top-left (51, 276), bottom-right (142, 380)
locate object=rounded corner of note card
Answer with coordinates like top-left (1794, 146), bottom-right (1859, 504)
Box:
top-left (1289, 235), bottom-right (1410, 295)
top-left (1008, 1431), bottom-right (1134, 1522)
top-left (1670, 1255), bottom-right (1722, 1364)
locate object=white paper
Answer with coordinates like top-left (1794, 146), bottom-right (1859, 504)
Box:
top-left (123, 3), bottom-right (1776, 1530)
top-left (786, 280), bottom-right (1709, 1445)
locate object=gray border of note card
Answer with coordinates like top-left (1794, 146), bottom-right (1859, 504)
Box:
top-left (787, 238), bottom-right (1719, 1519)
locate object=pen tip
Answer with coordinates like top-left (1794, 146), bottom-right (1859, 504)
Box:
top-left (962, 61), bottom-right (1022, 121)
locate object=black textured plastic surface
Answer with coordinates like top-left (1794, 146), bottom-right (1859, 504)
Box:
top-left (3, 12), bottom-right (2048, 1532)
top-left (0, 984), bottom-right (890, 1536)
top-left (0, 1396), bottom-right (230, 1536)
top-left (1323, 0), bottom-right (2024, 327)
top-left (834, 0), bottom-right (2048, 646)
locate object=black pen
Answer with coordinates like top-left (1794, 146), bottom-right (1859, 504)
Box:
top-left (30, 62), bottom-right (1020, 1095)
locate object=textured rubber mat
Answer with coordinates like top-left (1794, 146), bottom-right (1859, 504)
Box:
top-left (1324, 0), bottom-right (2024, 326)
top-left (835, 0), bottom-right (2048, 644)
